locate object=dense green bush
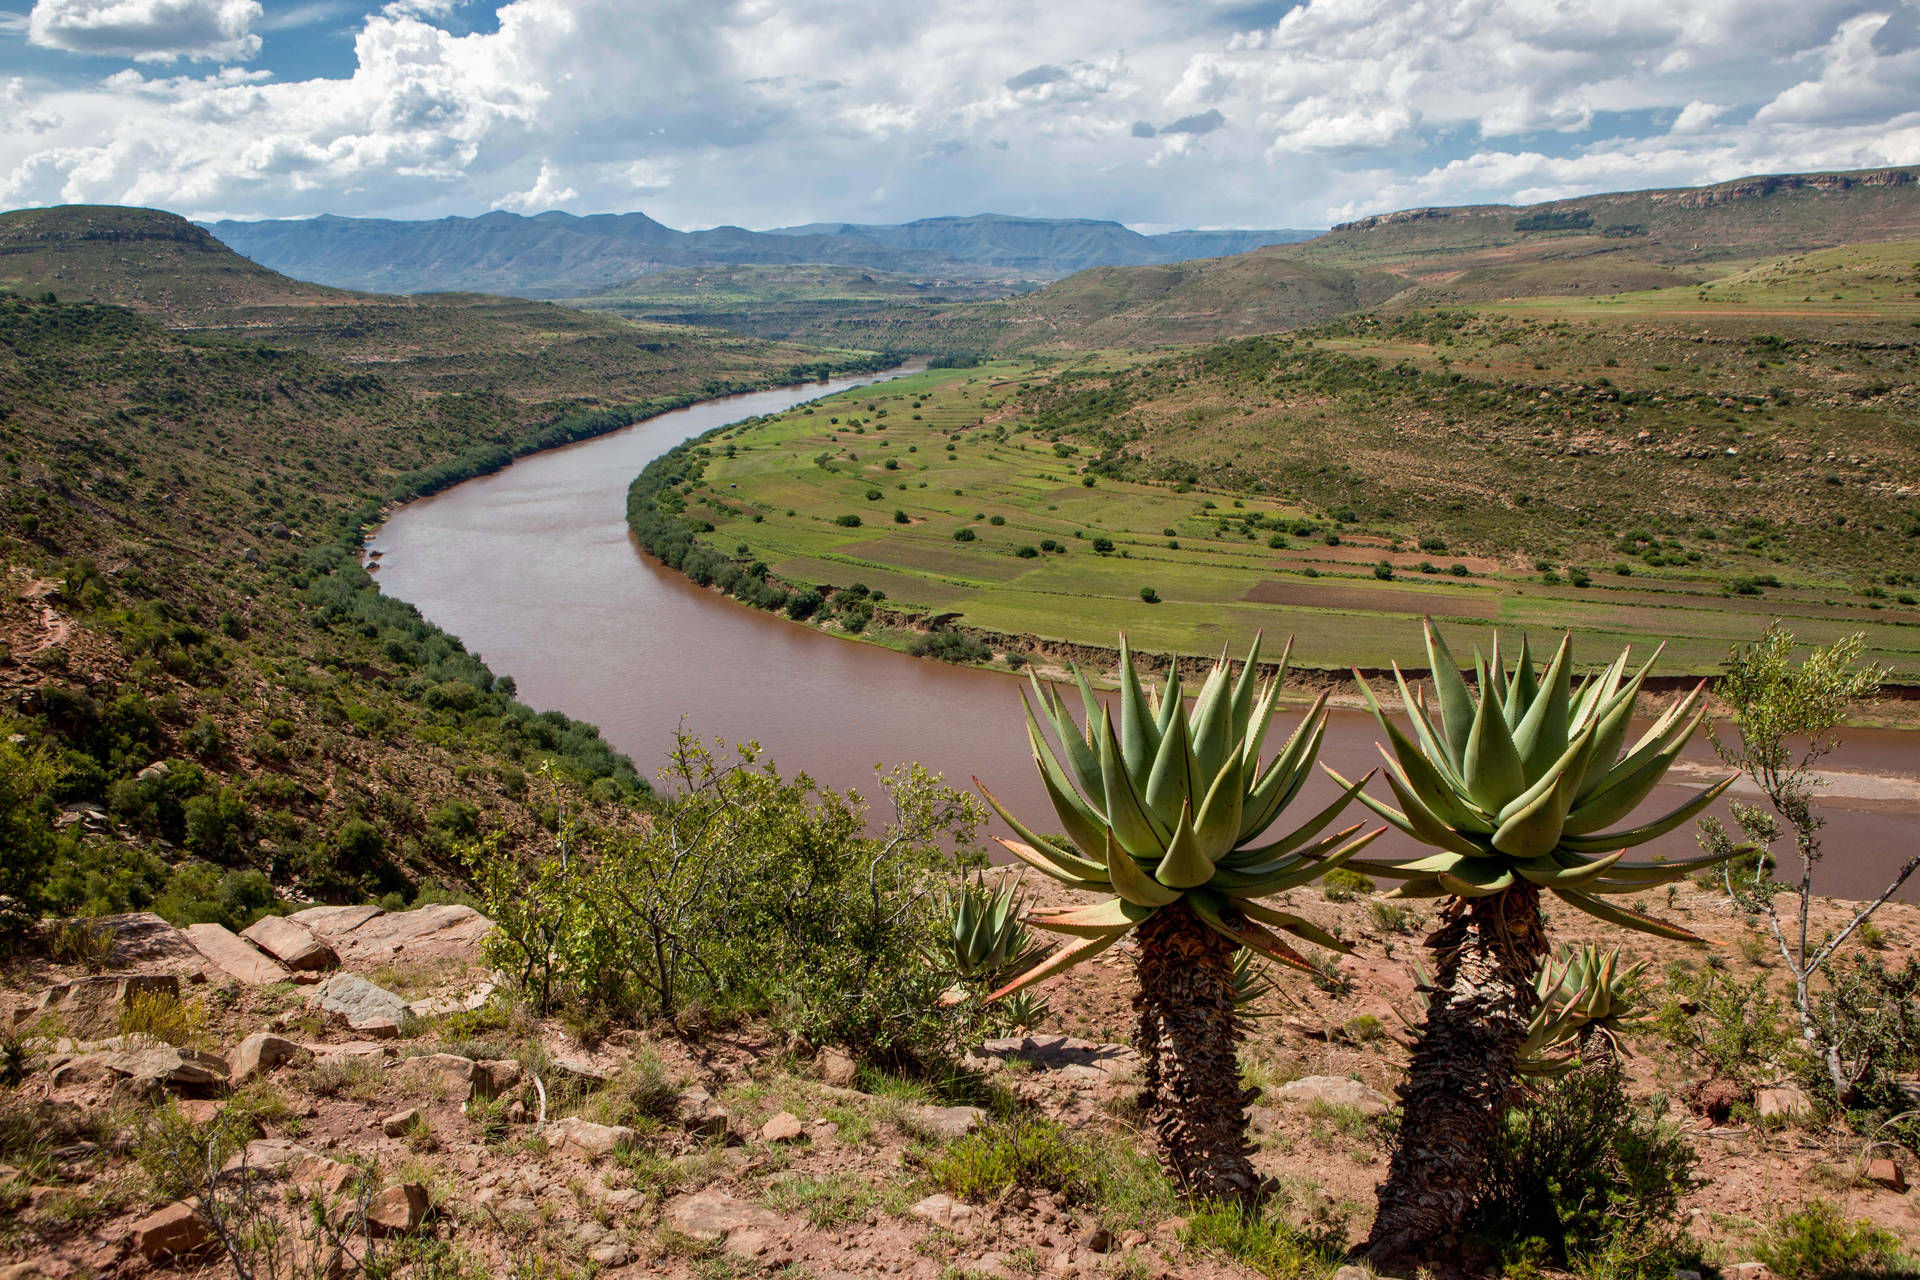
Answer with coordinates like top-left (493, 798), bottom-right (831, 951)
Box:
top-left (0, 731), bottom-right (57, 935)
top-left (1654, 968), bottom-right (1798, 1087)
top-left (907, 630), bottom-right (990, 665)
top-left (466, 740), bottom-right (986, 1065)
top-left (1473, 1065), bottom-right (1700, 1280)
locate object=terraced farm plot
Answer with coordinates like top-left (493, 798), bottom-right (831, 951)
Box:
top-left (671, 360), bottom-right (1920, 678)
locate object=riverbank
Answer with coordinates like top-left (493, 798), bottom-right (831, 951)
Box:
top-left (618, 366), bottom-right (1920, 728)
top-left (365, 368), bottom-right (1920, 903)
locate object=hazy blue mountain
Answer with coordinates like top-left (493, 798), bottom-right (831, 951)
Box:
top-left (202, 209), bottom-right (1321, 297)
top-left (765, 213), bottom-right (1316, 272)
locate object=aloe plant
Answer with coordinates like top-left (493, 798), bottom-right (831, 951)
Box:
top-left (1395, 954), bottom-right (1626, 1077)
top-left (978, 633), bottom-right (1379, 1199)
top-left (1529, 944), bottom-right (1650, 1074)
top-left (1354, 623), bottom-right (1735, 1268)
top-left (930, 870), bottom-right (1040, 984)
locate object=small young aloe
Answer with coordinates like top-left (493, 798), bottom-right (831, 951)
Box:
top-left (977, 632), bottom-right (1378, 1200)
top-left (929, 870), bottom-right (1040, 983)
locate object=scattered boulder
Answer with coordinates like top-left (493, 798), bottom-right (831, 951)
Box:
top-left (99, 1045), bottom-right (229, 1093)
top-left (364, 1183), bottom-right (429, 1236)
top-left (382, 1108), bottom-right (421, 1138)
top-left (1695, 1078), bottom-right (1747, 1124)
top-left (290, 1155), bottom-right (359, 1199)
top-left (242, 917), bottom-right (338, 972)
top-left (1755, 1085), bottom-right (1812, 1122)
top-left (309, 1041), bottom-right (397, 1064)
top-left (33, 974), bottom-right (179, 1039)
top-left (908, 1193), bottom-right (978, 1230)
top-left (676, 1086), bottom-right (729, 1137)
top-left (758, 1111), bottom-right (805, 1143)
top-left (544, 1117), bottom-right (637, 1160)
top-left (229, 1033), bottom-right (307, 1086)
top-left (130, 1200), bottom-right (212, 1260)
top-left (548, 1055), bottom-right (610, 1086)
top-left (288, 904), bottom-right (385, 936)
top-left (94, 912), bottom-right (205, 968)
top-left (1081, 1226), bottom-right (1114, 1253)
top-left (306, 974), bottom-right (408, 1032)
top-left (1272, 1075), bottom-right (1394, 1118)
top-left (474, 1059), bottom-right (521, 1100)
top-left (664, 1189), bottom-right (782, 1243)
top-left (1866, 1157), bottom-right (1907, 1192)
top-left (818, 1047), bottom-right (858, 1088)
top-left (408, 983), bottom-right (497, 1020)
top-left (1724, 1265), bottom-right (1774, 1280)
top-left (308, 904), bottom-right (492, 965)
top-left (185, 924), bottom-right (292, 986)
top-left (222, 1139), bottom-right (315, 1175)
top-left (408, 1053), bottom-right (480, 1100)
top-left (909, 1104), bottom-right (986, 1139)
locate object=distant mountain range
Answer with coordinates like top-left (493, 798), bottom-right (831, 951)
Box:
top-left (200, 210), bottom-right (1318, 297)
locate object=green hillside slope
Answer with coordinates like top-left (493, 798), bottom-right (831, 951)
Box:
top-left (0, 206), bottom-right (886, 930)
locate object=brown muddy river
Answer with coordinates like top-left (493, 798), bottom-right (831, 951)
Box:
top-left (366, 372), bottom-right (1918, 903)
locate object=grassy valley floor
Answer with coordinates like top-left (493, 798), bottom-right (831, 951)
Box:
top-left (642, 280), bottom-right (1920, 678)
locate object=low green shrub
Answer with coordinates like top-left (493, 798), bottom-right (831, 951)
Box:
top-left (1320, 868), bottom-right (1376, 902)
top-left (1184, 1202), bottom-right (1345, 1280)
top-left (466, 740), bottom-right (983, 1067)
top-left (1752, 1199), bottom-right (1912, 1280)
top-left (1471, 1065), bottom-right (1701, 1280)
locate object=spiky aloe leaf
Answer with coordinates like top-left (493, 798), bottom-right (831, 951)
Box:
top-left (992, 835), bottom-right (1109, 891)
top-left (1030, 898), bottom-right (1157, 937)
top-left (1105, 828), bottom-right (1182, 908)
top-left (979, 632), bottom-right (1362, 999)
top-left (1422, 619), bottom-right (1476, 768)
top-left (1220, 768), bottom-right (1373, 868)
top-left (1212, 823), bottom-right (1383, 893)
top-left (1555, 889), bottom-right (1706, 943)
top-left (1100, 707), bottom-right (1169, 859)
top-left (1186, 891), bottom-right (1315, 971)
top-left (1558, 775), bottom-right (1734, 853)
top-left (988, 931), bottom-right (1124, 1000)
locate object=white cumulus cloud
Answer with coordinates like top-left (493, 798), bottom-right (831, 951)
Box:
top-left (27, 0), bottom-right (262, 62)
top-left (0, 0), bottom-right (1915, 230)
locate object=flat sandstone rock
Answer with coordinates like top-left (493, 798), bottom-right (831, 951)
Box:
top-left (185, 923), bottom-right (293, 986)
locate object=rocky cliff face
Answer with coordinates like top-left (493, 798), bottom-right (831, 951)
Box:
top-left (1655, 167), bottom-right (1916, 210)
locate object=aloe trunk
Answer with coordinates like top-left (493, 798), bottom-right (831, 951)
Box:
top-left (1133, 901), bottom-right (1259, 1201)
top-left (1367, 884), bottom-right (1550, 1267)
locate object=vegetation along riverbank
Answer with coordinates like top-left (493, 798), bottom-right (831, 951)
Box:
top-left (5, 180), bottom-right (1920, 1280)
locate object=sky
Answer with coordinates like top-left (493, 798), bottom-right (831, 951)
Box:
top-left (1, 0), bottom-right (1917, 231)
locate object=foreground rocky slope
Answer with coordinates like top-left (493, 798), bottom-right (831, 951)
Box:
top-left (5, 877), bottom-right (1915, 1279)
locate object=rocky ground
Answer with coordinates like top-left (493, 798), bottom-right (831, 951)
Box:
top-left (2, 879), bottom-right (1916, 1280)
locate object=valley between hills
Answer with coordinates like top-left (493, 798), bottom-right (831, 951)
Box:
top-left (2, 170), bottom-right (1919, 1280)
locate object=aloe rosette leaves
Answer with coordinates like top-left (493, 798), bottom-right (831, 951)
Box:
top-left (931, 870), bottom-right (1040, 983)
top-left (1362, 623), bottom-right (1736, 1268)
top-left (975, 632), bottom-right (1379, 1201)
top-left (1526, 943), bottom-right (1651, 1072)
top-left (977, 633), bottom-right (1382, 996)
top-left (1337, 622), bottom-right (1736, 941)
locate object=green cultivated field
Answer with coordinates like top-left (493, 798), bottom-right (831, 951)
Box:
top-left (675, 347), bottom-right (1920, 678)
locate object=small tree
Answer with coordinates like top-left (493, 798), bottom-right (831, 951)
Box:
top-left (1700, 624), bottom-right (1913, 1102)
